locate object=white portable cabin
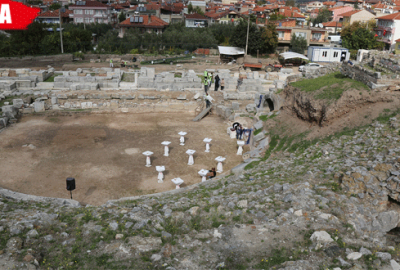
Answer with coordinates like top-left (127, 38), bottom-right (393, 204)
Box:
top-left (307, 46), bottom-right (350, 63)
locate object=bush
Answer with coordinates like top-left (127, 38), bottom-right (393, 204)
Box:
top-left (73, 52), bottom-right (84, 60)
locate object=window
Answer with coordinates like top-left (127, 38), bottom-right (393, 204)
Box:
top-left (312, 33), bottom-right (321, 40)
top-left (85, 18), bottom-right (90, 23)
top-left (97, 19), bottom-right (103, 23)
top-left (75, 18), bottom-right (83, 23)
top-left (278, 31), bottom-right (284, 39)
top-left (85, 9), bottom-right (93, 15)
top-left (333, 51), bottom-right (338, 57)
top-left (74, 9), bottom-right (83, 14)
top-left (294, 32), bottom-right (307, 39)
top-left (322, 51), bottom-right (327, 57)
top-left (95, 10), bottom-right (103, 15)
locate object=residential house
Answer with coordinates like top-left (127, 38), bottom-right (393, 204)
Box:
top-left (374, 12), bottom-right (400, 50)
top-left (341, 9), bottom-right (375, 25)
top-left (329, 6), bottom-right (354, 21)
top-left (36, 8), bottom-right (73, 24)
top-left (204, 10), bottom-right (230, 24)
top-left (275, 25), bottom-right (329, 46)
top-left (188, 1), bottom-right (206, 13)
top-left (306, 1), bottom-right (324, 11)
top-left (322, 20), bottom-right (342, 33)
top-left (119, 15), bottom-right (168, 37)
top-left (185, 13), bottom-right (208, 27)
top-left (69, 1), bottom-right (113, 24)
top-left (160, 3), bottom-right (184, 23)
top-left (323, 1), bottom-right (337, 8)
top-left (337, 0), bottom-right (363, 7)
top-left (371, 2), bottom-right (400, 16)
top-left (271, 18), bottom-right (297, 27)
top-left (219, 10), bottom-right (243, 24)
top-left (277, 7), bottom-right (306, 24)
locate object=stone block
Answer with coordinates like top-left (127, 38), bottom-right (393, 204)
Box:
top-left (81, 102), bottom-right (93, 109)
top-left (177, 95), bottom-right (186, 100)
top-left (231, 102), bottom-right (240, 111)
top-left (253, 71), bottom-right (259, 79)
top-left (253, 132), bottom-right (265, 142)
top-left (246, 104), bottom-right (257, 113)
top-left (34, 101), bottom-right (45, 112)
top-left (0, 117), bottom-right (8, 128)
top-left (12, 99), bottom-right (24, 108)
top-left (110, 100), bottom-right (119, 108)
top-left (254, 120), bottom-right (263, 130)
top-left (51, 97), bottom-right (58, 105)
top-left (280, 68), bottom-right (293, 74)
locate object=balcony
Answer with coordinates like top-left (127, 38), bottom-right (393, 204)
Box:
top-left (375, 26), bottom-right (395, 32)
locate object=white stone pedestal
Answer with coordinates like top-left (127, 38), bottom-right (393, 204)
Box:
top-left (171, 177), bottom-right (184, 189)
top-left (198, 169), bottom-right (208, 182)
top-left (215, 156), bottom-right (226, 173)
top-left (161, 141), bottom-right (171, 157)
top-left (203, 138), bottom-right (212, 152)
top-left (230, 128), bottom-right (236, 139)
top-left (237, 141), bottom-right (245, 155)
top-left (142, 151), bottom-right (154, 167)
top-left (186, 149), bottom-right (196, 165)
top-left (156, 166), bottom-right (165, 183)
top-left (178, 131), bottom-right (187, 146)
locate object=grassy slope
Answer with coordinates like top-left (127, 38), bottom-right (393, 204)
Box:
top-left (290, 72), bottom-right (369, 100)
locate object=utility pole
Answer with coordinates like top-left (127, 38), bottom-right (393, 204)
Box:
top-left (59, 7), bottom-right (65, 53)
top-left (245, 10), bottom-right (252, 60)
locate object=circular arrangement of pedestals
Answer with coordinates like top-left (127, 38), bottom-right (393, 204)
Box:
top-left (140, 125), bottom-right (249, 190)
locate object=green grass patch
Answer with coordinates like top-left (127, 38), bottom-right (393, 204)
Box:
top-left (253, 128), bottom-right (263, 136)
top-left (291, 72), bottom-right (369, 100)
top-left (259, 114), bottom-right (276, 121)
top-left (44, 73), bottom-right (62, 82)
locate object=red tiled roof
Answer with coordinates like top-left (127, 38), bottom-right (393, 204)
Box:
top-left (372, 3), bottom-right (386, 8)
top-left (111, 3), bottom-right (124, 9)
top-left (396, 38), bottom-right (400, 42)
top-left (69, 1), bottom-right (109, 8)
top-left (38, 8), bottom-right (73, 18)
top-left (145, 3), bottom-right (161, 10)
top-left (279, 6), bottom-right (300, 12)
top-left (340, 10), bottom-right (361, 17)
top-left (323, 1), bottom-right (336, 6)
top-left (119, 15), bottom-right (169, 28)
top-left (377, 12), bottom-right (400, 20)
top-left (278, 10), bottom-right (306, 18)
top-left (205, 10), bottom-right (229, 19)
top-left (185, 13), bottom-right (207, 19)
top-left (322, 20), bottom-right (342, 27)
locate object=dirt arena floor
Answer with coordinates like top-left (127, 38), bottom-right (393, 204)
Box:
top-left (0, 112), bottom-right (246, 205)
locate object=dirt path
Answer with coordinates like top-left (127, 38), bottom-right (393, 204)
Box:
top-left (0, 112), bottom-right (245, 205)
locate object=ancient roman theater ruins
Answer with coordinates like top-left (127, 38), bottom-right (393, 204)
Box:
top-left (0, 64), bottom-right (283, 205)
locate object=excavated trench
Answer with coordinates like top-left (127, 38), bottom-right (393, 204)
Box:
top-left (282, 86), bottom-right (398, 127)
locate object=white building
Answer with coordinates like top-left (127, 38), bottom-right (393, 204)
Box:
top-left (307, 46), bottom-right (350, 62)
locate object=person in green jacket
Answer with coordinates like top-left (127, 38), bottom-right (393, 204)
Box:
top-left (110, 59), bottom-right (113, 68)
top-left (204, 75), bottom-right (209, 93)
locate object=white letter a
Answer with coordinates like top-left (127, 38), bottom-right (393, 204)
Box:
top-left (0, 4), bottom-right (12, 24)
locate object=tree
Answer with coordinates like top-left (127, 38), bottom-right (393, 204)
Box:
top-left (290, 34), bottom-right (307, 54)
top-left (269, 12), bottom-right (286, 21)
top-left (230, 19), bottom-right (264, 55)
top-left (188, 3), bottom-right (193, 14)
top-left (118, 12), bottom-right (126, 23)
top-left (312, 8), bottom-right (332, 25)
top-left (193, 6), bottom-right (204, 15)
top-left (261, 22), bottom-right (278, 53)
top-left (341, 21), bottom-right (383, 50)
top-left (49, 3), bottom-right (61, 10)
